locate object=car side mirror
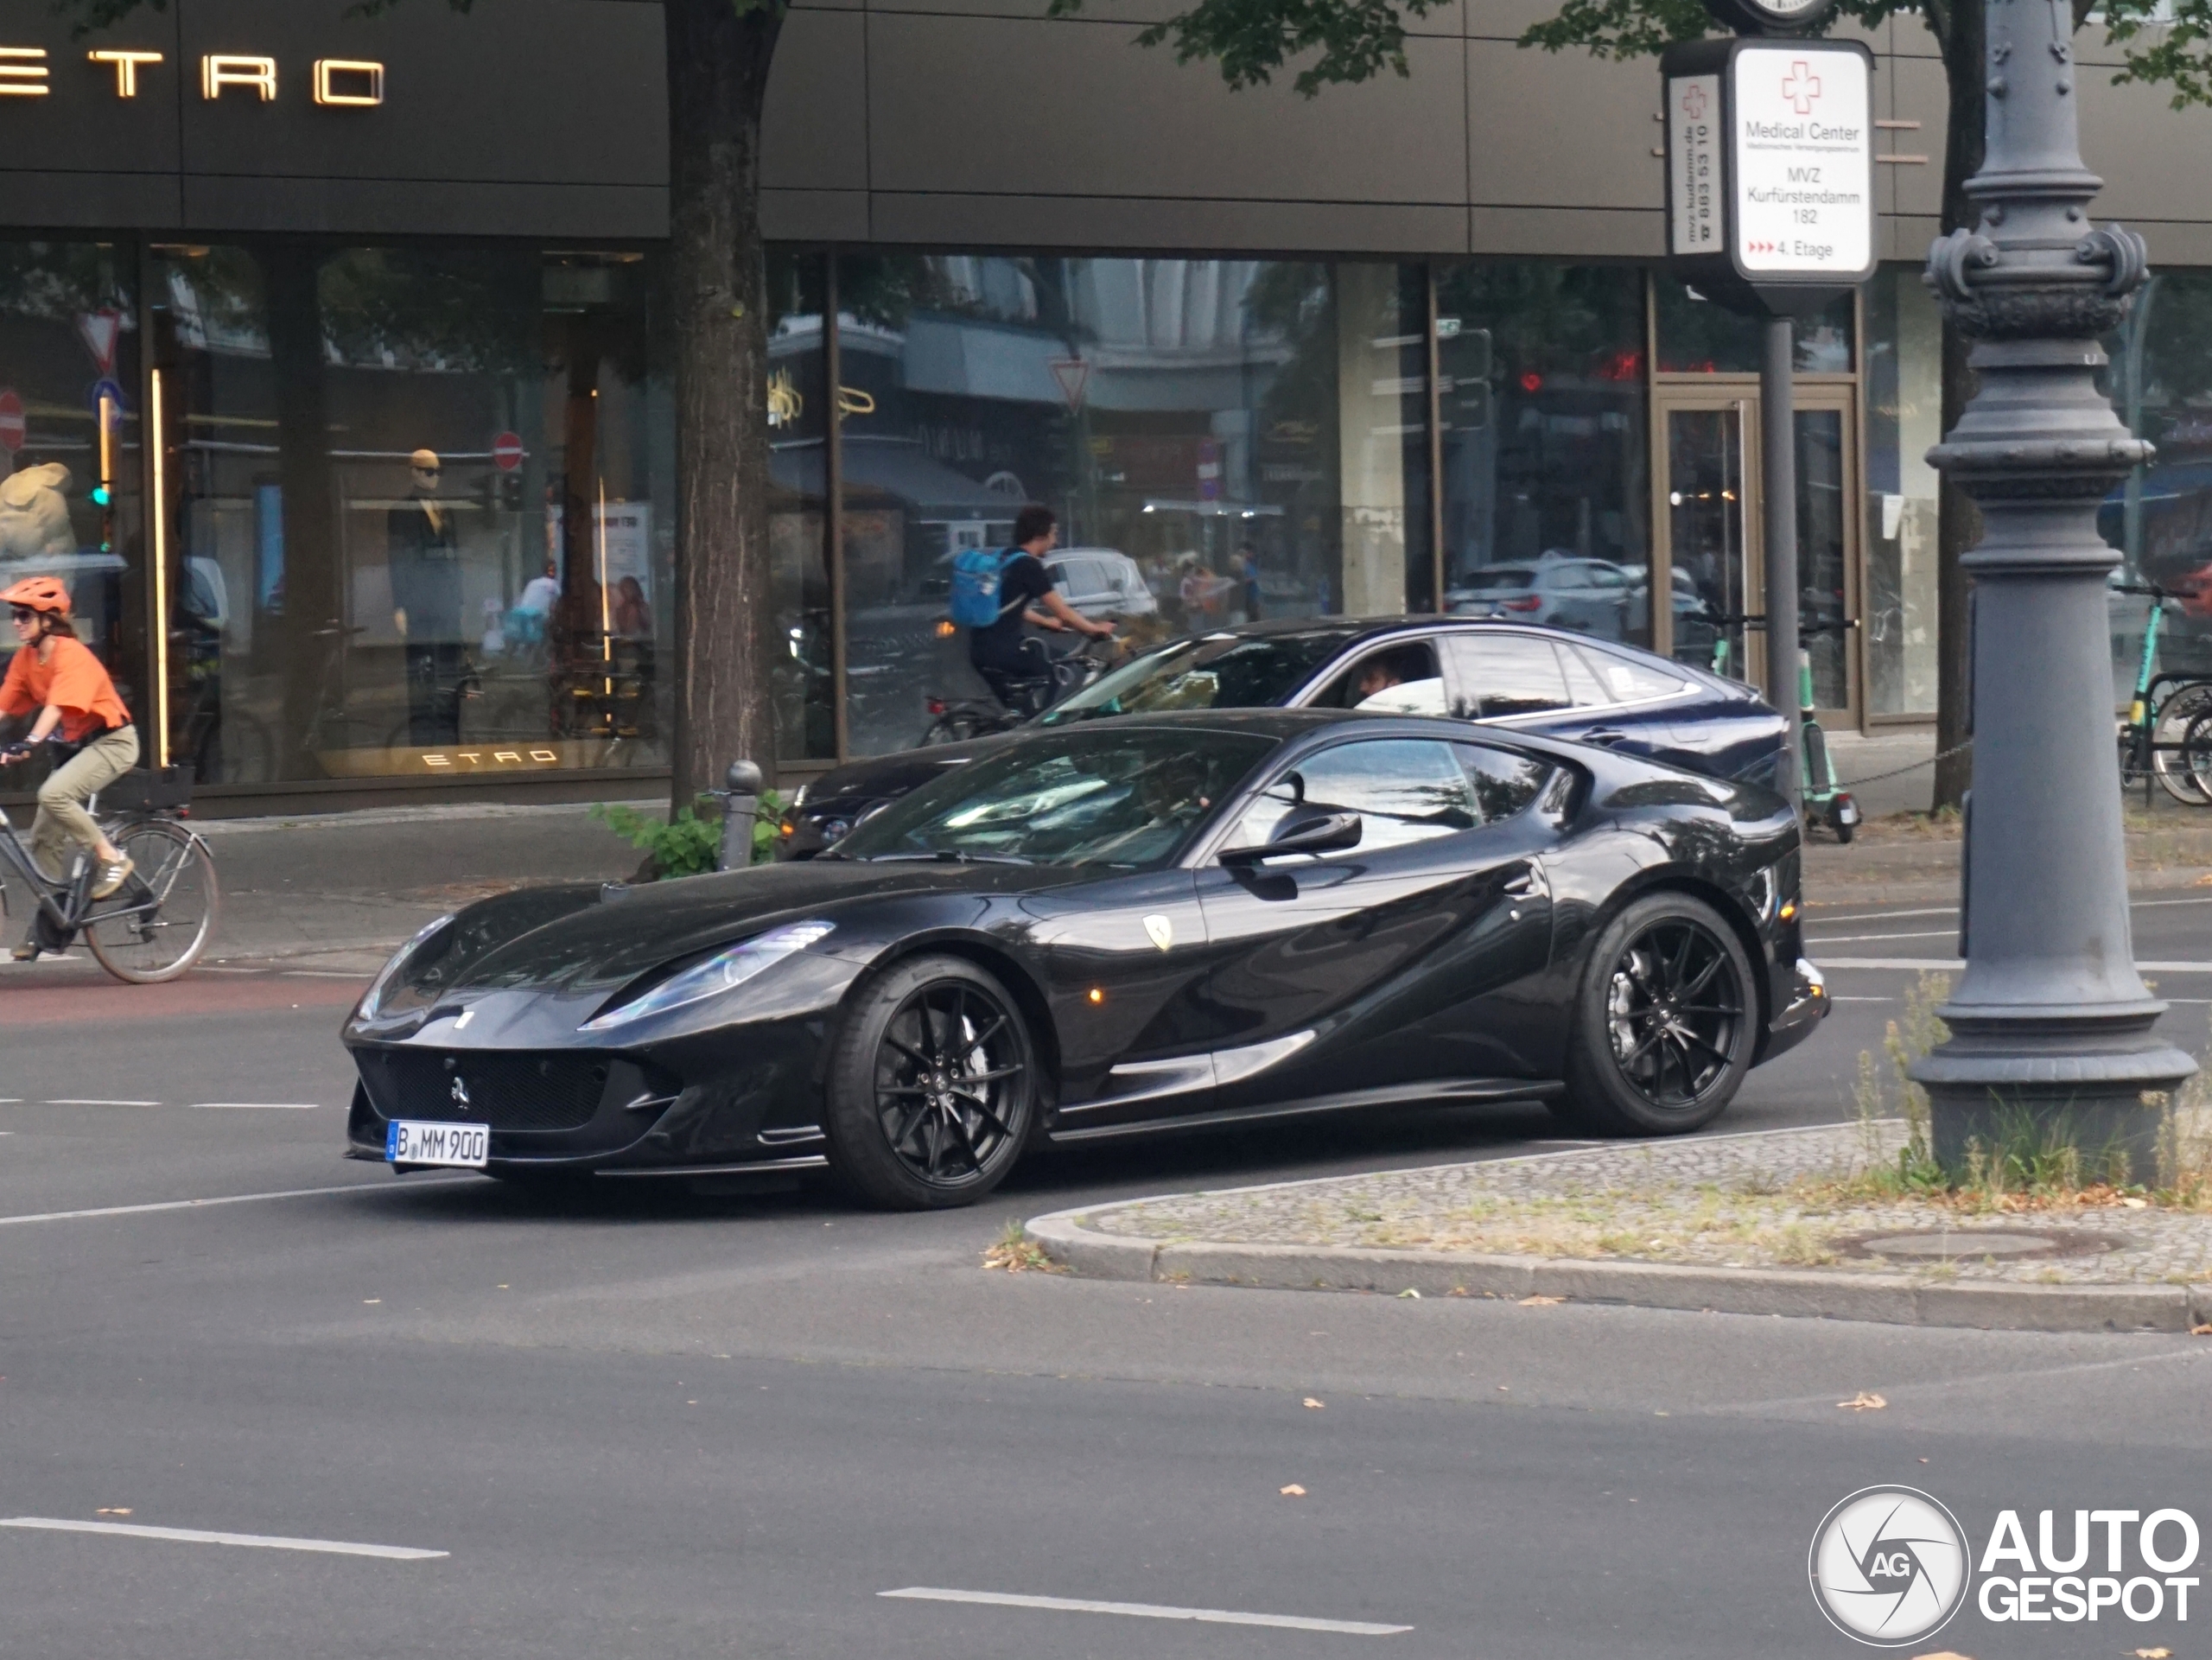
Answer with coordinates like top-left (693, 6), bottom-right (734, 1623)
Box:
top-left (1219, 811), bottom-right (1363, 865)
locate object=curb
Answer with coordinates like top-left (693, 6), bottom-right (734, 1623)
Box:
top-left (1020, 1208), bottom-right (2212, 1333)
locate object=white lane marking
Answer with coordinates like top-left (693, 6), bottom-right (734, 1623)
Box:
top-left (188, 1103), bottom-right (322, 1111)
top-left (879, 1587), bottom-right (1411, 1636)
top-left (0, 1176), bottom-right (477, 1227)
top-left (0, 1517), bottom-right (445, 1561)
top-left (1829, 995), bottom-right (1894, 1002)
top-left (1806, 904), bottom-right (1959, 924)
top-left (1805, 929), bottom-right (1958, 944)
top-left (1821, 957), bottom-right (2212, 972)
top-left (41, 1098), bottom-right (160, 1107)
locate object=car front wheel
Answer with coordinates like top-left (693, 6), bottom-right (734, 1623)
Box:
top-left (1555, 893), bottom-right (1755, 1136)
top-left (823, 954), bottom-right (1038, 1210)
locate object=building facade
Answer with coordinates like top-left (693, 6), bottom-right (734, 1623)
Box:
top-left (0, 0), bottom-right (2208, 810)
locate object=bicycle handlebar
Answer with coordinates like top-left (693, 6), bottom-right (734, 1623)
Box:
top-left (1703, 613), bottom-right (1858, 640)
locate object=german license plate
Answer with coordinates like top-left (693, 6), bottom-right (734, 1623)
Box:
top-left (386, 1119), bottom-right (489, 1168)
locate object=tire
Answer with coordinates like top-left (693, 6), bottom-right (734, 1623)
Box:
top-left (823, 953), bottom-right (1038, 1210)
top-left (83, 818), bottom-right (219, 984)
top-left (1553, 892), bottom-right (1757, 1137)
top-left (2155, 683), bottom-right (2212, 805)
top-left (2185, 710), bottom-right (2212, 805)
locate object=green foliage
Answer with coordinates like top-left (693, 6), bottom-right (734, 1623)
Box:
top-left (592, 790), bottom-right (788, 880)
top-left (1045, 0), bottom-right (1454, 97)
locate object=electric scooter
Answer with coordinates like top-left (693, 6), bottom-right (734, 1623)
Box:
top-left (1707, 612), bottom-right (1859, 842)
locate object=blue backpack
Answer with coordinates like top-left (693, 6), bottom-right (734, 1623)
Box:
top-left (949, 546), bottom-right (1016, 629)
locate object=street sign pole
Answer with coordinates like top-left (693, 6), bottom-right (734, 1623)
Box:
top-left (1759, 315), bottom-right (1800, 815)
top-left (1912, 0), bottom-right (2195, 1175)
top-left (1663, 0), bottom-right (1869, 822)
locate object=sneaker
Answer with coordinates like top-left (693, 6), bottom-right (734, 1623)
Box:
top-left (10, 940), bottom-right (37, 962)
top-left (91, 853), bottom-right (134, 900)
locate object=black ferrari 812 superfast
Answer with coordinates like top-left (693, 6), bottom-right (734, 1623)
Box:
top-left (344, 710), bottom-right (1827, 1208)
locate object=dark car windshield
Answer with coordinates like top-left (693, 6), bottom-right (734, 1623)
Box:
top-left (835, 728), bottom-right (1277, 870)
top-left (1039, 629), bottom-right (1363, 724)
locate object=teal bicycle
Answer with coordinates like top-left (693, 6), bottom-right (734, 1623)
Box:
top-left (2113, 581), bottom-right (2212, 806)
top-left (1708, 612), bottom-right (1861, 843)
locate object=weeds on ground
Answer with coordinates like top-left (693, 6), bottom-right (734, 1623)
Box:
top-left (592, 790), bottom-right (788, 879)
top-left (981, 1220), bottom-right (1065, 1273)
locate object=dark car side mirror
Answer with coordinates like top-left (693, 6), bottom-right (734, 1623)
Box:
top-left (1219, 811), bottom-right (1363, 865)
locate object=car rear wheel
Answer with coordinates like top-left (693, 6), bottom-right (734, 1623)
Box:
top-left (1554, 893), bottom-right (1755, 1136)
top-left (824, 954), bottom-right (1037, 1210)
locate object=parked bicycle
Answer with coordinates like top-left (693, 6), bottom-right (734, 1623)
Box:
top-left (918, 632), bottom-right (1121, 747)
top-left (0, 759), bottom-right (219, 982)
top-left (2113, 581), bottom-right (2212, 806)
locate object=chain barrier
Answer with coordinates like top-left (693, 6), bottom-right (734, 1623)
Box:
top-left (1834, 737), bottom-right (1974, 791)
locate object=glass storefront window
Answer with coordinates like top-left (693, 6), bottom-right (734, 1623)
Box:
top-left (2104, 271), bottom-right (2212, 703)
top-left (150, 243), bottom-right (672, 785)
top-left (830, 254), bottom-right (1421, 758)
top-left (766, 253), bottom-right (833, 764)
top-left (0, 242), bottom-right (143, 710)
top-left (1654, 276), bottom-right (1853, 375)
top-left (1862, 266), bottom-right (1942, 716)
top-left (1434, 264), bottom-right (1651, 646)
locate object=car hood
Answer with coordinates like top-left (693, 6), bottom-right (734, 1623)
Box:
top-left (396, 859), bottom-right (1089, 1003)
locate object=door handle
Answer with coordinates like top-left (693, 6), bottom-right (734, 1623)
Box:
top-left (1581, 728), bottom-right (1628, 747)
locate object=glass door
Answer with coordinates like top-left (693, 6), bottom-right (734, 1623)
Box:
top-left (1659, 397), bottom-right (1755, 683)
top-left (1652, 385), bottom-right (1859, 718)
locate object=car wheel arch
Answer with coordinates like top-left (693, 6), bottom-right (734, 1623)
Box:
top-left (835, 932), bottom-right (1064, 1102)
top-left (1584, 872), bottom-right (1773, 1040)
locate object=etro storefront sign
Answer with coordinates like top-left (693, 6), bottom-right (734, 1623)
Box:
top-left (0, 48), bottom-right (385, 105)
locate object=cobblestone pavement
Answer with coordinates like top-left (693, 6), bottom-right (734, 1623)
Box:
top-left (1080, 1122), bottom-right (2212, 1287)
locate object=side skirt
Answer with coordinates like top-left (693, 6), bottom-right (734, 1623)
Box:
top-left (1047, 1078), bottom-right (1563, 1144)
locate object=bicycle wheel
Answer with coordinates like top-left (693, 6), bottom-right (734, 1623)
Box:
top-left (2154, 682), bottom-right (2212, 805)
top-left (83, 818), bottom-right (220, 983)
top-left (2183, 710), bottom-right (2212, 805)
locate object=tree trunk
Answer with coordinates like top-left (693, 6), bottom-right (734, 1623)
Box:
top-left (664, 0), bottom-right (784, 809)
top-left (1929, 0), bottom-right (1987, 814)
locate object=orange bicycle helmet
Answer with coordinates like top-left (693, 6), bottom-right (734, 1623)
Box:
top-left (1, 575), bottom-right (70, 617)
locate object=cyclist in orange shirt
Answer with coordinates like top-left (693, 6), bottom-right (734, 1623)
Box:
top-left (1, 576), bottom-right (138, 954)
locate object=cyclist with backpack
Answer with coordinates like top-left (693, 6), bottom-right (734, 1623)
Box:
top-left (950, 505), bottom-right (1115, 717)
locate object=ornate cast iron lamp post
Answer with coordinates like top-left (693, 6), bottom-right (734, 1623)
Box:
top-left (1915, 0), bottom-right (2194, 1173)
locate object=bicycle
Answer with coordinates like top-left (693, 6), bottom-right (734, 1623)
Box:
top-left (919, 632), bottom-right (1120, 747)
top-left (2113, 581), bottom-right (2212, 807)
top-left (0, 757), bottom-right (219, 983)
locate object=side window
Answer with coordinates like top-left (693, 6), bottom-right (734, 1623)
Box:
top-left (1454, 743), bottom-right (1554, 824)
top-left (1314, 641), bottom-right (1445, 714)
top-left (1233, 739), bottom-right (1478, 855)
top-left (1576, 646), bottom-right (1692, 705)
top-left (1440, 635), bottom-right (1574, 719)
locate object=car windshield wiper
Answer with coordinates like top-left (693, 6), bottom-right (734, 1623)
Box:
top-left (864, 849), bottom-right (1034, 866)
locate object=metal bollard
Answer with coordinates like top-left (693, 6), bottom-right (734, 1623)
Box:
top-left (715, 760), bottom-right (765, 872)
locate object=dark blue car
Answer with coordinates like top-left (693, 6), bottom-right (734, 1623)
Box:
top-left (776, 618), bottom-right (1788, 859)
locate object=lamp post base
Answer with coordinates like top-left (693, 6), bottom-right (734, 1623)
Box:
top-left (1920, 1019), bottom-right (2196, 1185)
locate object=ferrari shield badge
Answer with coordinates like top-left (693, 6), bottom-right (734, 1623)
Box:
top-left (1142, 913), bottom-right (1174, 952)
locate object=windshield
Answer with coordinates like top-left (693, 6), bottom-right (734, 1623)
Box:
top-left (1039, 629), bottom-right (1362, 724)
top-left (835, 728), bottom-right (1278, 870)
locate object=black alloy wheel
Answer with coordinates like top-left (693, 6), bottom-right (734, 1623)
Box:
top-left (1556, 893), bottom-right (1755, 1136)
top-left (824, 954), bottom-right (1037, 1209)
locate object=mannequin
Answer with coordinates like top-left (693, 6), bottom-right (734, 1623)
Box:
top-left (387, 448), bottom-right (462, 743)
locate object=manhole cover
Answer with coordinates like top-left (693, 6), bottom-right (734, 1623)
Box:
top-left (1835, 1228), bottom-right (2130, 1262)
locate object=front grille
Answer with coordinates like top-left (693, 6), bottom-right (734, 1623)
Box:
top-left (358, 1049), bottom-right (610, 1132)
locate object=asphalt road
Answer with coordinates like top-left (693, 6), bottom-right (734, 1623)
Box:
top-left (3, 894), bottom-right (2211, 1658)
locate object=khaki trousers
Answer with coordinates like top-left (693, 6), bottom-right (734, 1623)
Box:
top-left (29, 725), bottom-right (138, 880)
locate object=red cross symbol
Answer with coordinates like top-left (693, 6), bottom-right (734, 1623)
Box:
top-left (1781, 60), bottom-right (1821, 115)
top-left (1681, 82), bottom-right (1708, 120)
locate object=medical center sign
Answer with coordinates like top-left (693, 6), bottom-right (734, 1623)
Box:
top-left (1663, 35), bottom-right (1874, 301)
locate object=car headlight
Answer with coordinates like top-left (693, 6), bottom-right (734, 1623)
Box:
top-left (359, 913), bottom-right (456, 1020)
top-left (790, 783), bottom-right (809, 810)
top-left (579, 919), bottom-right (836, 1033)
